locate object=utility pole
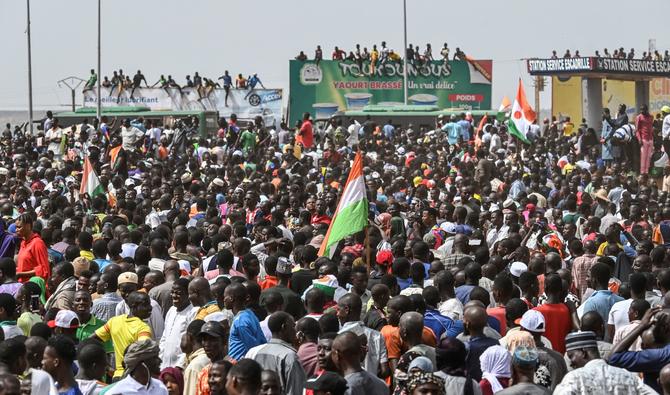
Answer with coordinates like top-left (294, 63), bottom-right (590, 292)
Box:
top-left (97, 0), bottom-right (102, 121)
top-left (402, 0), bottom-right (408, 105)
top-left (534, 75), bottom-right (544, 115)
top-left (26, 0), bottom-right (34, 133)
top-left (58, 77), bottom-right (85, 112)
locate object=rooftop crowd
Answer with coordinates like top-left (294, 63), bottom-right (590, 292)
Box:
top-left (0, 101), bottom-right (669, 394)
top-left (551, 48), bottom-right (670, 61)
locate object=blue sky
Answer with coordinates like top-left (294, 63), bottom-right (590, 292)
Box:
top-left (1, 0), bottom-right (668, 111)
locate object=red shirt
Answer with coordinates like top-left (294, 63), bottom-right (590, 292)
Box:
top-left (486, 306), bottom-right (507, 336)
top-left (259, 275), bottom-right (279, 290)
top-left (534, 303), bottom-right (572, 354)
top-left (17, 233), bottom-right (50, 282)
top-left (636, 113), bottom-right (654, 141)
top-left (311, 214), bottom-right (332, 226)
top-left (297, 120), bottom-right (314, 149)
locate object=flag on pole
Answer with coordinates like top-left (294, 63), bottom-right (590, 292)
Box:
top-left (109, 146), bottom-right (122, 169)
top-left (508, 79), bottom-right (536, 144)
top-left (318, 152), bottom-right (368, 258)
top-left (80, 156), bottom-right (104, 198)
top-left (498, 95), bottom-right (512, 113)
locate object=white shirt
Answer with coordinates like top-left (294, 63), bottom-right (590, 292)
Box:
top-left (121, 126), bottom-right (145, 150)
top-left (28, 368), bottom-right (58, 395)
top-left (438, 297), bottom-right (464, 320)
top-left (159, 304), bottom-right (196, 370)
top-left (148, 258), bottom-right (167, 272)
top-left (116, 299), bottom-right (165, 339)
top-left (607, 298), bottom-right (633, 332)
top-left (105, 375), bottom-right (168, 395)
top-left (45, 127), bottom-right (63, 155)
top-left (662, 114), bottom-right (670, 139)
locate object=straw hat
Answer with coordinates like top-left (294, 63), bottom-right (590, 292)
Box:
top-left (594, 189), bottom-right (610, 203)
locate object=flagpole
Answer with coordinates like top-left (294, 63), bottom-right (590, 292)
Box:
top-left (365, 225), bottom-right (371, 274)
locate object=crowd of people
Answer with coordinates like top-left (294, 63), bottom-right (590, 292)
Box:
top-left (82, 69), bottom-right (265, 105)
top-left (550, 48), bottom-right (670, 61)
top-left (295, 43), bottom-right (468, 69)
top-left (0, 99), bottom-right (670, 395)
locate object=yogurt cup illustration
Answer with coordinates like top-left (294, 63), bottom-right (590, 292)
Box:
top-left (408, 94), bottom-right (438, 105)
top-left (344, 93), bottom-right (373, 109)
top-left (312, 103), bottom-right (340, 119)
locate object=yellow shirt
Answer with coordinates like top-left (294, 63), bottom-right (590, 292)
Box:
top-left (563, 122), bottom-right (575, 136)
top-left (596, 241), bottom-right (623, 257)
top-left (95, 315), bottom-right (152, 377)
top-left (80, 250), bottom-right (94, 261)
top-left (195, 302), bottom-right (221, 321)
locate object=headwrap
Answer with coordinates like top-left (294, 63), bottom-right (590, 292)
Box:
top-left (480, 345), bottom-right (512, 393)
top-left (123, 339), bottom-right (160, 374)
top-left (159, 367), bottom-right (184, 395)
top-left (29, 276), bottom-right (47, 304)
top-left (406, 372), bottom-right (445, 394)
top-left (408, 356), bottom-right (434, 373)
top-left (503, 330), bottom-right (535, 354)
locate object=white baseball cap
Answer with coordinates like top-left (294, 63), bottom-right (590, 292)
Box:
top-left (510, 261), bottom-right (528, 277)
top-left (519, 310), bottom-right (545, 333)
top-left (47, 310), bottom-right (80, 329)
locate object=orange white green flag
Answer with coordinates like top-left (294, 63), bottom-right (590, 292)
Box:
top-left (80, 156), bottom-right (104, 198)
top-left (508, 79), bottom-right (536, 144)
top-left (318, 152), bottom-right (368, 258)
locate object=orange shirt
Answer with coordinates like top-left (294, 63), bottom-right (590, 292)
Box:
top-left (259, 275), bottom-right (279, 290)
top-left (380, 325), bottom-right (436, 360)
top-left (196, 364), bottom-right (211, 395)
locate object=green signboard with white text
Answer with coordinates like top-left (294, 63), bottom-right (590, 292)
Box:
top-left (289, 59), bottom-right (493, 123)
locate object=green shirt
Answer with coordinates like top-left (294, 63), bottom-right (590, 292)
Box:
top-left (240, 130), bottom-right (257, 152)
top-left (77, 315), bottom-right (113, 353)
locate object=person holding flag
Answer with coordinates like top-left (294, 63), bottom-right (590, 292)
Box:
top-left (318, 152), bottom-right (368, 258)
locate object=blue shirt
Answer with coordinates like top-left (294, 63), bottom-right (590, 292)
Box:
top-left (397, 277), bottom-right (413, 291)
top-left (441, 122), bottom-right (462, 145)
top-left (424, 309), bottom-right (461, 339)
top-left (609, 344), bottom-right (670, 393)
top-left (95, 258), bottom-right (112, 272)
top-left (455, 285), bottom-right (475, 305)
top-left (581, 290), bottom-right (623, 335)
top-left (222, 75), bottom-right (232, 87)
top-left (457, 119), bottom-right (471, 140)
top-left (228, 309), bottom-right (267, 361)
top-left (382, 124), bottom-right (395, 139)
top-left (248, 75), bottom-right (261, 88)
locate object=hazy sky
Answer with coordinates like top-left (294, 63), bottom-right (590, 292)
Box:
top-left (1, 0), bottom-right (669, 113)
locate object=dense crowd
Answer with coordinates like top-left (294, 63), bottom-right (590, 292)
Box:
top-left (0, 101), bottom-right (670, 395)
top-left (551, 48), bottom-right (670, 61)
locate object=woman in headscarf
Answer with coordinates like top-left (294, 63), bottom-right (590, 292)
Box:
top-left (435, 337), bottom-right (480, 395)
top-left (160, 367), bottom-right (184, 395)
top-left (479, 345), bottom-right (512, 395)
top-left (29, 276), bottom-right (47, 304)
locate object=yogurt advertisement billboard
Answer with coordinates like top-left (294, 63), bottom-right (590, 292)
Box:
top-left (289, 59), bottom-right (493, 123)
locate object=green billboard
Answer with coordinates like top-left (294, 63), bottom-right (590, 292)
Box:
top-left (289, 59), bottom-right (493, 123)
